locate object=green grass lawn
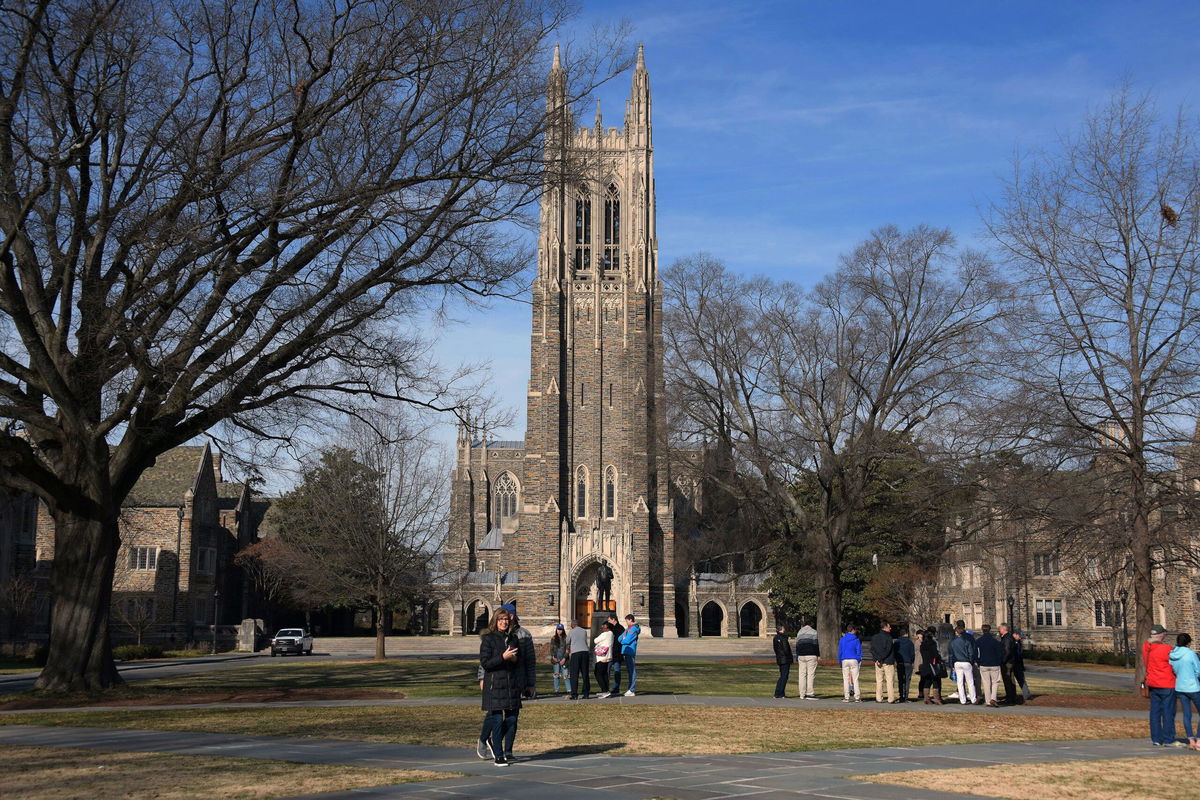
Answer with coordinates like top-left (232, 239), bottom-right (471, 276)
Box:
top-left (1, 658), bottom-right (1126, 708)
top-left (0, 704), bottom-right (1148, 755)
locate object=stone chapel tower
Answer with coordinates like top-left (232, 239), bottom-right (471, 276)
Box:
top-left (518, 45), bottom-right (675, 635)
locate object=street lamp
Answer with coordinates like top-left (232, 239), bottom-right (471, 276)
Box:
top-left (1006, 594), bottom-right (1015, 627)
top-left (1118, 588), bottom-right (1129, 668)
top-left (211, 589), bottom-right (221, 655)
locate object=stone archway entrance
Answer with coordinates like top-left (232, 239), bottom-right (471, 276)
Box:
top-left (464, 600), bottom-right (489, 634)
top-left (572, 559), bottom-right (619, 632)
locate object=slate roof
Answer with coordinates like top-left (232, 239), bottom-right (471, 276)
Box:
top-left (216, 481), bottom-right (247, 509)
top-left (478, 527), bottom-right (505, 550)
top-left (470, 440), bottom-right (524, 449)
top-left (124, 446), bottom-right (207, 507)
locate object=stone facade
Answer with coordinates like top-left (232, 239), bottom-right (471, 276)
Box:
top-left (440, 48), bottom-right (777, 639)
top-left (24, 443), bottom-right (267, 646)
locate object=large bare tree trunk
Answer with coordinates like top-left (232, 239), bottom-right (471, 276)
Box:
top-left (35, 509), bottom-right (122, 691)
top-left (814, 568), bottom-right (842, 659)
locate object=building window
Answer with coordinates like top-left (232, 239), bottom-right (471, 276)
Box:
top-left (493, 473), bottom-right (519, 526)
top-left (193, 597), bottom-right (211, 624)
top-left (196, 547), bottom-right (216, 575)
top-left (128, 546), bottom-right (158, 571)
top-left (574, 187), bottom-right (591, 274)
top-left (602, 184), bottom-right (620, 273)
top-left (1094, 599), bottom-right (1120, 627)
top-left (575, 465), bottom-right (589, 519)
top-left (1033, 552), bottom-right (1060, 576)
top-left (1035, 598), bottom-right (1064, 626)
top-left (604, 466), bottom-right (617, 519)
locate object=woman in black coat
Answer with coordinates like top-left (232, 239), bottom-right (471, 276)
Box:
top-left (478, 608), bottom-right (523, 766)
top-left (918, 626), bottom-right (945, 704)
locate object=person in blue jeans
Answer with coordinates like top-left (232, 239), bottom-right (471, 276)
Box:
top-left (1143, 624), bottom-right (1179, 746)
top-left (1170, 632), bottom-right (1200, 750)
top-left (618, 613), bottom-right (641, 696)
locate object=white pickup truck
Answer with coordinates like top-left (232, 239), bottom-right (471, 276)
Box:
top-left (270, 628), bottom-right (314, 656)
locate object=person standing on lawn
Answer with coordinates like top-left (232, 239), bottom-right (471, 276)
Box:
top-left (566, 618), bottom-right (592, 700)
top-left (870, 622), bottom-right (897, 703)
top-left (1012, 629), bottom-right (1033, 701)
top-left (999, 623), bottom-right (1020, 705)
top-left (476, 607), bottom-right (524, 767)
top-left (794, 621), bottom-right (820, 699)
top-left (1170, 632), bottom-right (1200, 751)
top-left (838, 623), bottom-right (863, 702)
top-left (593, 621), bottom-right (616, 698)
top-left (1144, 623), bottom-right (1179, 746)
top-left (618, 614), bottom-right (641, 696)
top-left (949, 624), bottom-right (978, 705)
top-left (772, 624), bottom-right (792, 698)
top-left (606, 613), bottom-right (625, 695)
top-left (895, 627), bottom-right (915, 702)
top-left (549, 623), bottom-right (570, 695)
top-left (975, 624), bottom-right (1003, 707)
top-left (919, 626), bottom-right (945, 704)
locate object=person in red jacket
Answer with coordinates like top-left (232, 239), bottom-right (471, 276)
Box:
top-left (1143, 624), bottom-right (1180, 746)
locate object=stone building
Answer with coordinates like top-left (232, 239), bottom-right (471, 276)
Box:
top-left (27, 442), bottom-right (266, 646)
top-left (440, 47), bottom-right (775, 638)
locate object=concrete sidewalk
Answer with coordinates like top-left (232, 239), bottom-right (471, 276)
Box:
top-left (0, 724), bottom-right (1169, 799)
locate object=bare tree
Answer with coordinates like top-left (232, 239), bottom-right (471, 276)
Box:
top-left (987, 89), bottom-right (1200, 683)
top-left (665, 228), bottom-right (1008, 653)
top-left (266, 408), bottom-right (449, 659)
top-left (0, 0), bottom-right (627, 690)
top-left (865, 564), bottom-right (939, 630)
top-left (111, 595), bottom-right (156, 646)
top-left (0, 572), bottom-right (37, 656)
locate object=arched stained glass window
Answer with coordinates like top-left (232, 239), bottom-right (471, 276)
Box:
top-left (574, 186), bottom-right (591, 274)
top-left (575, 465), bottom-right (589, 519)
top-left (602, 185), bottom-right (620, 274)
top-left (604, 465), bottom-right (617, 518)
top-left (493, 472), bottom-right (519, 525)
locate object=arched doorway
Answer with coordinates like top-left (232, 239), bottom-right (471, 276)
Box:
top-left (739, 601), bottom-right (764, 637)
top-left (572, 559), bottom-right (618, 631)
top-left (701, 601), bottom-right (724, 637)
top-left (675, 601), bottom-right (689, 637)
top-left (464, 600), bottom-right (489, 634)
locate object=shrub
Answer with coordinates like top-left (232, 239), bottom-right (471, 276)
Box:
top-left (1024, 647), bottom-right (1126, 666)
top-left (113, 644), bottom-right (165, 661)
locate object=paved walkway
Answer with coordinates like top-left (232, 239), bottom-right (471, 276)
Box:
top-left (0, 724), bottom-right (1171, 800)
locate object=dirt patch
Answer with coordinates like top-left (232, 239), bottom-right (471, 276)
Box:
top-left (1025, 693), bottom-right (1147, 710)
top-left (0, 687), bottom-right (404, 711)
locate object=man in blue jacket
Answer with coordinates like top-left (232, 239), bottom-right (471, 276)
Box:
top-left (617, 614), bottom-right (640, 696)
top-left (975, 624), bottom-right (1004, 707)
top-left (894, 627), bottom-right (916, 702)
top-left (838, 624), bottom-right (863, 702)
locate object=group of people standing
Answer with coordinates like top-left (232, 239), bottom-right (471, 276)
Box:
top-left (477, 604), bottom-right (641, 767)
top-left (1142, 623), bottom-right (1200, 749)
top-left (773, 619), bottom-right (1032, 705)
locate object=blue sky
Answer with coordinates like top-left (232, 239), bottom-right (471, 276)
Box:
top-left (432, 0), bottom-right (1200, 445)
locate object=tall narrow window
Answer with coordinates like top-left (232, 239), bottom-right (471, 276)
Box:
top-left (493, 473), bottom-right (519, 526)
top-left (575, 465), bottom-right (589, 519)
top-left (604, 466), bottom-right (617, 518)
top-left (602, 185), bottom-right (620, 274)
top-left (574, 187), bottom-right (591, 274)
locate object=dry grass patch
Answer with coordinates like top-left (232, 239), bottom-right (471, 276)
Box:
top-left (1, 705), bottom-right (1147, 755)
top-left (0, 745), bottom-right (453, 800)
top-left (856, 755), bottom-right (1199, 800)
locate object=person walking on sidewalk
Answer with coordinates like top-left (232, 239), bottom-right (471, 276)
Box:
top-left (772, 624), bottom-right (792, 698)
top-left (1144, 623), bottom-right (1179, 746)
top-left (838, 624), bottom-right (863, 702)
top-left (618, 614), bottom-right (641, 696)
top-left (476, 607), bottom-right (524, 767)
top-left (870, 622), bottom-right (897, 703)
top-left (949, 625), bottom-right (978, 705)
top-left (895, 627), bottom-right (915, 702)
top-left (795, 621), bottom-right (821, 699)
top-left (566, 618), bottom-right (591, 700)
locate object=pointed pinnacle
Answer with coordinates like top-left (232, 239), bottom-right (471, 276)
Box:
top-left (594, 98), bottom-right (602, 128)
top-left (636, 43), bottom-right (645, 70)
top-left (552, 42), bottom-right (561, 70)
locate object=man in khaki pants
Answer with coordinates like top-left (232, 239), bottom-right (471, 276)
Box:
top-left (870, 622), bottom-right (897, 703)
top-left (794, 622), bottom-right (821, 699)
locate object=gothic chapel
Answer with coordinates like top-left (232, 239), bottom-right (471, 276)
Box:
top-left (444, 46), bottom-right (678, 637)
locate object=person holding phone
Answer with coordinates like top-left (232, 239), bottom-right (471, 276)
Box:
top-left (477, 607), bottom-right (524, 766)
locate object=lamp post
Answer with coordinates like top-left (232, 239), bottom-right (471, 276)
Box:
top-left (1006, 594), bottom-right (1015, 627)
top-left (211, 589), bottom-right (221, 655)
top-left (1118, 588), bottom-right (1129, 668)
top-left (171, 505), bottom-right (185, 643)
